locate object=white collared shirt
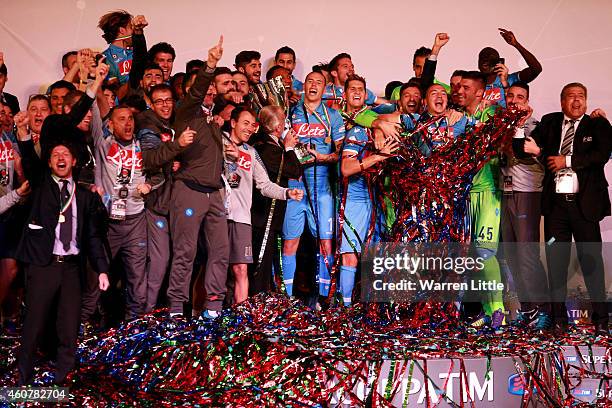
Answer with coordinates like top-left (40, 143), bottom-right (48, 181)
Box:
top-left (51, 175), bottom-right (79, 255)
top-left (555, 114), bottom-right (584, 193)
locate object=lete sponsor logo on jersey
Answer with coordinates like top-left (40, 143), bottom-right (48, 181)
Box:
top-left (160, 132), bottom-right (173, 142)
top-left (106, 143), bottom-right (143, 169)
top-left (483, 87), bottom-right (502, 102)
top-left (293, 123), bottom-right (327, 138)
top-left (0, 141), bottom-right (15, 161)
top-left (236, 150), bottom-right (252, 171)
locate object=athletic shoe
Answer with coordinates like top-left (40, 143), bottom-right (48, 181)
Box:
top-left (534, 312), bottom-right (552, 331)
top-left (79, 322), bottom-right (94, 338)
top-left (512, 309), bottom-right (538, 327)
top-left (469, 312), bottom-right (491, 328)
top-left (2, 319), bottom-right (20, 337)
top-left (200, 309), bottom-right (220, 320)
top-left (594, 321), bottom-right (609, 337)
top-left (491, 309), bottom-right (505, 330)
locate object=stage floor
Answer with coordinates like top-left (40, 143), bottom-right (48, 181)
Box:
top-left (1, 294), bottom-right (609, 407)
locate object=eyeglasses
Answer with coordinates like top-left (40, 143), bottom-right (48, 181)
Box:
top-left (152, 98), bottom-right (174, 106)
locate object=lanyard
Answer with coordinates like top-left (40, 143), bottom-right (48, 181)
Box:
top-left (86, 144), bottom-right (96, 168)
top-left (60, 181), bottom-right (76, 215)
top-left (116, 141), bottom-right (137, 185)
top-left (341, 106), bottom-right (367, 130)
top-left (430, 117), bottom-right (449, 141)
top-left (0, 134), bottom-right (9, 174)
top-left (52, 176), bottom-right (76, 216)
top-left (305, 103), bottom-right (331, 137)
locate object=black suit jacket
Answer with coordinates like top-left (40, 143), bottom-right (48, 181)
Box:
top-left (16, 138), bottom-right (109, 272)
top-left (251, 135), bottom-right (302, 230)
top-left (519, 112), bottom-right (612, 221)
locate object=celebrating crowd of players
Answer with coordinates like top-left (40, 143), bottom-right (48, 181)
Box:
top-left (0, 11), bottom-right (610, 375)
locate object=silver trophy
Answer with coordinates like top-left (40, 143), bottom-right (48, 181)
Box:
top-left (250, 76), bottom-right (289, 115)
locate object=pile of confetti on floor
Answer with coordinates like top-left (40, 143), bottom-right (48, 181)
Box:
top-left (0, 293), bottom-right (609, 407)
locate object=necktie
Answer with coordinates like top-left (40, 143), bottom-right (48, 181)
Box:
top-left (560, 119), bottom-right (576, 155)
top-left (59, 179), bottom-right (72, 252)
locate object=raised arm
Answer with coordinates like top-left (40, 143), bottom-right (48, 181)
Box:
top-left (174, 36), bottom-right (223, 130)
top-left (127, 16), bottom-right (149, 90)
top-left (0, 181), bottom-right (29, 215)
top-left (499, 28), bottom-right (542, 83)
top-left (14, 112), bottom-right (44, 187)
top-left (422, 33), bottom-right (449, 93)
top-left (65, 59), bottom-right (108, 129)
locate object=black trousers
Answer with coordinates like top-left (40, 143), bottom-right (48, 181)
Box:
top-left (249, 226), bottom-right (281, 295)
top-left (544, 196), bottom-right (608, 325)
top-left (18, 260), bottom-right (81, 384)
top-left (501, 191), bottom-right (549, 311)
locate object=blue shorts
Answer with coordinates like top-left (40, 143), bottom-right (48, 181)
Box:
top-left (282, 186), bottom-right (334, 240)
top-left (339, 199), bottom-right (372, 254)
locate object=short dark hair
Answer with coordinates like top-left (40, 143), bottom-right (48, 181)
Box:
top-left (413, 47), bottom-right (431, 65)
top-left (235, 50), bottom-right (261, 69)
top-left (169, 72), bottom-right (185, 98)
top-left (120, 95), bottom-right (146, 113)
top-left (451, 69), bottom-right (467, 79)
top-left (148, 42), bottom-right (176, 61)
top-left (149, 83), bottom-right (173, 97)
top-left (275, 46), bottom-right (296, 61)
top-left (186, 59), bottom-right (204, 73)
top-left (230, 105), bottom-right (257, 122)
top-left (329, 53), bottom-right (351, 73)
top-left (48, 142), bottom-right (78, 163)
top-left (478, 47), bottom-right (500, 64)
top-left (214, 66), bottom-right (232, 77)
top-left (48, 80), bottom-right (76, 95)
top-left (508, 81), bottom-right (530, 99)
top-left (399, 81), bottom-right (422, 98)
top-left (102, 82), bottom-right (119, 94)
top-left (385, 80), bottom-right (403, 100)
top-left (266, 65), bottom-right (287, 81)
top-left (98, 10), bottom-right (133, 44)
top-left (460, 71), bottom-right (487, 88)
top-left (62, 90), bottom-right (85, 110)
top-left (61, 51), bottom-right (78, 69)
top-left (0, 63), bottom-right (6, 76)
top-left (109, 103), bottom-right (134, 118)
top-left (561, 82), bottom-right (587, 99)
top-left (312, 62), bottom-right (329, 73)
top-left (143, 62), bottom-right (163, 74)
top-left (344, 74), bottom-right (366, 90)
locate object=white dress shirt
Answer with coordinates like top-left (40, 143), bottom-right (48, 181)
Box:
top-left (52, 175), bottom-right (79, 255)
top-left (556, 114), bottom-right (583, 193)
